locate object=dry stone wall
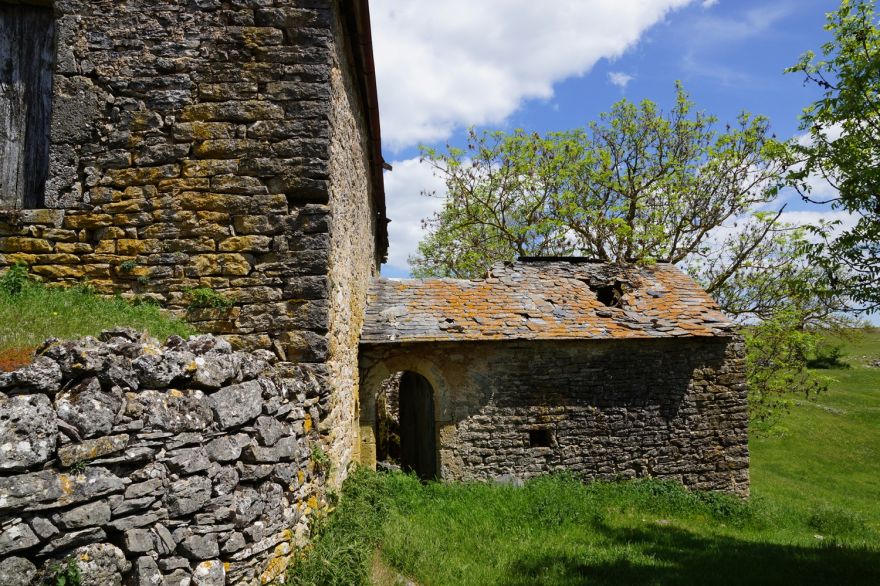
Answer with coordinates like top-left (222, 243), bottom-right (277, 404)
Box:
top-left (360, 336), bottom-right (750, 496)
top-left (0, 329), bottom-right (326, 585)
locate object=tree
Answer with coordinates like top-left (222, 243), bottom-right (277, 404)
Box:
top-left (412, 85), bottom-right (838, 423)
top-left (413, 85), bottom-right (789, 283)
top-left (786, 0), bottom-right (880, 312)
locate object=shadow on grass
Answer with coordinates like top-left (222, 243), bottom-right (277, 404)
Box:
top-left (504, 523), bottom-right (880, 586)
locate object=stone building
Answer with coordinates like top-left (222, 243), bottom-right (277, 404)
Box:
top-left (0, 0), bottom-right (386, 474)
top-left (359, 260), bottom-right (749, 496)
top-left (0, 0), bottom-right (388, 582)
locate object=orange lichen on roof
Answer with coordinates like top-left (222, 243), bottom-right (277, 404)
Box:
top-left (360, 260), bottom-right (735, 344)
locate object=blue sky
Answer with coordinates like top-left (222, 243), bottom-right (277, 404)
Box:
top-left (371, 0), bottom-right (846, 278)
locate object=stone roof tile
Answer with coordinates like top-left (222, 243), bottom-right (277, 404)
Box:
top-left (361, 260), bottom-right (735, 344)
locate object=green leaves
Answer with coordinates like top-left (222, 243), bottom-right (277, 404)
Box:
top-left (785, 0), bottom-right (880, 311)
top-left (744, 309), bottom-right (831, 427)
top-left (0, 262), bottom-right (30, 295)
top-left (412, 84), bottom-right (785, 278)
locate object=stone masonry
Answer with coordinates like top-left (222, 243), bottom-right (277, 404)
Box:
top-left (359, 260), bottom-right (750, 495)
top-left (0, 0), bottom-right (385, 479)
top-left (0, 329), bottom-right (325, 585)
top-left (360, 337), bottom-right (749, 496)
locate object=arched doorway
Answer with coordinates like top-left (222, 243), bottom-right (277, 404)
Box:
top-left (374, 371), bottom-right (437, 481)
top-left (399, 372), bottom-right (437, 480)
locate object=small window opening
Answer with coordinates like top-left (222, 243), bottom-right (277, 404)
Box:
top-left (529, 428), bottom-right (553, 448)
top-left (590, 281), bottom-right (625, 308)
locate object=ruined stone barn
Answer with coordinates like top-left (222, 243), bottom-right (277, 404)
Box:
top-left (358, 260), bottom-right (750, 496)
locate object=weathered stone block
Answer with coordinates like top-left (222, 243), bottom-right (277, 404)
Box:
top-left (180, 532), bottom-right (220, 560)
top-left (192, 559), bottom-right (225, 586)
top-left (0, 394), bottom-right (57, 470)
top-left (0, 236), bottom-right (53, 253)
top-left (0, 467), bottom-right (125, 513)
top-left (55, 377), bottom-right (123, 438)
top-left (62, 214), bottom-right (114, 229)
top-left (182, 159), bottom-right (240, 178)
top-left (0, 556), bottom-right (37, 586)
top-left (166, 475), bottom-right (212, 517)
top-left (53, 500), bottom-right (112, 529)
top-left (209, 380), bottom-right (264, 429)
top-left (75, 543), bottom-right (131, 586)
top-left (166, 447), bottom-right (211, 475)
top-left (130, 389), bottom-right (214, 433)
top-left (218, 235), bottom-right (272, 253)
top-left (180, 101), bottom-right (284, 123)
top-left (192, 253), bottom-right (252, 277)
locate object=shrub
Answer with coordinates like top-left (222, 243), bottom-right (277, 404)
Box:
top-left (185, 287), bottom-right (234, 309)
top-left (807, 342), bottom-right (850, 369)
top-left (0, 262), bottom-right (30, 295)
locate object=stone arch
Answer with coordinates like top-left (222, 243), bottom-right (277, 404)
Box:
top-left (357, 350), bottom-right (450, 476)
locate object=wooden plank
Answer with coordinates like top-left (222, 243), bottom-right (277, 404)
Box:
top-left (0, 3), bottom-right (53, 209)
top-left (20, 4), bottom-right (53, 208)
top-left (0, 5), bottom-right (25, 208)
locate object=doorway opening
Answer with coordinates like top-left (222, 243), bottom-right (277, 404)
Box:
top-left (375, 371), bottom-right (437, 481)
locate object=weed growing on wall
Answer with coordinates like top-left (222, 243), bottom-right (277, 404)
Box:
top-left (42, 556), bottom-right (81, 586)
top-left (185, 287), bottom-right (235, 309)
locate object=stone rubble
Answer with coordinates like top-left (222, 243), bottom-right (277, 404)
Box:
top-left (0, 329), bottom-right (327, 585)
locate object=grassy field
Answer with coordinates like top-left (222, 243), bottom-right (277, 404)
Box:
top-left (0, 266), bottom-right (193, 370)
top-left (289, 330), bottom-right (880, 586)
top-left (751, 330), bottom-right (880, 533)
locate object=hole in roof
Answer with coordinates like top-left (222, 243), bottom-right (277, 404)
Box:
top-left (590, 281), bottom-right (625, 308)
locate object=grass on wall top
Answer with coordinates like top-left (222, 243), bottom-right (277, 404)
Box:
top-left (0, 264), bottom-right (194, 362)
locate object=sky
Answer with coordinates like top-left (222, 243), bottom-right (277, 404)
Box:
top-left (369, 0), bottom-right (850, 278)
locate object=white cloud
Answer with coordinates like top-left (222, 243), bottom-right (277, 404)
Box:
top-left (787, 124), bottom-right (845, 202)
top-left (383, 158), bottom-right (447, 274)
top-left (679, 3), bottom-right (792, 84)
top-left (777, 210), bottom-right (860, 235)
top-left (608, 71), bottom-right (635, 89)
top-left (372, 0), bottom-right (696, 150)
top-left (701, 0), bottom-right (719, 8)
top-left (688, 4), bottom-right (792, 44)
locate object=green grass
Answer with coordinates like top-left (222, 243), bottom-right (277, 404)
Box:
top-left (290, 331), bottom-right (880, 586)
top-left (0, 273), bottom-right (194, 352)
top-left (751, 329), bottom-right (880, 533)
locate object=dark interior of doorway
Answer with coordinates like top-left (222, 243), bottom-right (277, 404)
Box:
top-left (376, 371), bottom-right (437, 481)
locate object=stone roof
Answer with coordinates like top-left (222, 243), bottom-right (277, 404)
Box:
top-left (361, 260), bottom-right (736, 344)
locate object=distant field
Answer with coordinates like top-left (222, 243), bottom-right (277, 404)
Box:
top-left (290, 330), bottom-right (880, 586)
top-left (751, 329), bottom-right (880, 533)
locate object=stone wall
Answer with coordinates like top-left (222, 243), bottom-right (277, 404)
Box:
top-left (359, 336), bottom-right (750, 496)
top-left (0, 0), bottom-right (362, 362)
top-left (322, 3), bottom-right (379, 481)
top-left (0, 330), bottom-right (325, 585)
